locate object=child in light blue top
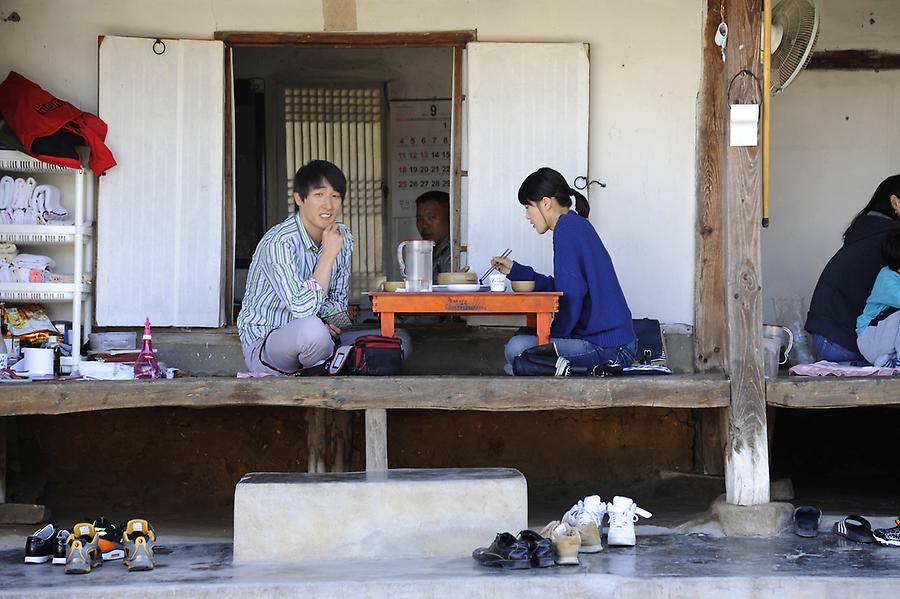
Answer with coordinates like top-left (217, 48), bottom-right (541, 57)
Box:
top-left (856, 231), bottom-right (900, 367)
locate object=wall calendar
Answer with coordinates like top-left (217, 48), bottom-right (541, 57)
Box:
top-left (389, 99), bottom-right (451, 218)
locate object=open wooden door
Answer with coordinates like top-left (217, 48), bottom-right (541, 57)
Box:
top-left (97, 36), bottom-right (226, 326)
top-left (463, 42), bottom-right (590, 277)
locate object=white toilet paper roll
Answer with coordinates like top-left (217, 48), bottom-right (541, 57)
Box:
top-left (23, 347), bottom-right (54, 375)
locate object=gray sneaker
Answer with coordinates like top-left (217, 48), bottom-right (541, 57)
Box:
top-left (122, 519), bottom-right (157, 571)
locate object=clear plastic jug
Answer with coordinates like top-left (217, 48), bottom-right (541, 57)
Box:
top-left (397, 240), bottom-right (433, 292)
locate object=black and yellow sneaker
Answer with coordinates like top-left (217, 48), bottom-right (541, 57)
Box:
top-left (122, 519), bottom-right (157, 571)
top-left (65, 522), bottom-right (103, 574)
top-left (91, 517), bottom-right (125, 561)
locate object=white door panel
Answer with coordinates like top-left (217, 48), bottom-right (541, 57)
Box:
top-left (465, 42), bottom-right (589, 277)
top-left (98, 36), bottom-right (224, 326)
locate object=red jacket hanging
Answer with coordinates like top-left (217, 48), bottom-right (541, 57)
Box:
top-left (0, 71), bottom-right (117, 176)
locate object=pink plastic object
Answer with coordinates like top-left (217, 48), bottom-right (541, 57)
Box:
top-left (133, 317), bottom-right (161, 380)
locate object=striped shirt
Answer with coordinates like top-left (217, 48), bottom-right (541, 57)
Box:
top-left (237, 212), bottom-right (354, 347)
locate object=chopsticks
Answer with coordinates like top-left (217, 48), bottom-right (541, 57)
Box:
top-left (479, 248), bottom-right (511, 285)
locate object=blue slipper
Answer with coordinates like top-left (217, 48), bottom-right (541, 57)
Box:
top-left (793, 505), bottom-right (821, 538)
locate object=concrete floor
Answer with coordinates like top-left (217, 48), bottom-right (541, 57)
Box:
top-left (3, 513), bottom-right (900, 598)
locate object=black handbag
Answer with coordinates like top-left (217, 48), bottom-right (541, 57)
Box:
top-left (632, 318), bottom-right (667, 365)
top-left (512, 343), bottom-right (623, 377)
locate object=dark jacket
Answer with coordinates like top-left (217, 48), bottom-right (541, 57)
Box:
top-left (806, 213), bottom-right (900, 351)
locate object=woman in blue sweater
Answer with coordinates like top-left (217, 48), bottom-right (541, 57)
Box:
top-left (490, 167), bottom-right (636, 372)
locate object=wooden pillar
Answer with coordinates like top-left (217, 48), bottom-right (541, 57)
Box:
top-left (365, 408), bottom-right (388, 471)
top-left (327, 410), bottom-right (354, 472)
top-left (0, 419), bottom-right (6, 503)
top-left (306, 408), bottom-right (327, 473)
top-left (693, 0), bottom-right (729, 477)
top-left (723, 0), bottom-right (770, 505)
top-left (695, 0), bottom-right (727, 373)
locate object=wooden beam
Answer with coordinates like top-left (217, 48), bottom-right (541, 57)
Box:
top-left (451, 46), bottom-right (464, 270)
top-left (723, 0), bottom-right (770, 506)
top-left (328, 410), bottom-right (354, 472)
top-left (365, 409), bottom-right (388, 471)
top-left (307, 408), bottom-right (327, 473)
top-left (695, 0), bottom-right (727, 373)
top-left (767, 377), bottom-right (900, 409)
top-left (223, 47), bottom-right (236, 325)
top-left (694, 408), bottom-right (727, 476)
top-left (0, 375), bottom-right (730, 417)
top-left (807, 50), bottom-right (900, 71)
top-left (217, 31), bottom-right (475, 48)
top-left (0, 419), bottom-right (5, 503)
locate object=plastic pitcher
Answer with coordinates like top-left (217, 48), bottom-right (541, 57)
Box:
top-left (397, 240), bottom-right (434, 292)
top-left (762, 324), bottom-right (793, 379)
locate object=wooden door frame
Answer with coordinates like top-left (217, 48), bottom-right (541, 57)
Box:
top-left (218, 31), bottom-right (474, 322)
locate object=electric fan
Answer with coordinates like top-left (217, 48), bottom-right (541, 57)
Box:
top-left (770, 0), bottom-right (820, 94)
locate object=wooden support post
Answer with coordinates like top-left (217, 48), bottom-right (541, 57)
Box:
top-left (0, 418), bottom-right (6, 503)
top-left (365, 409), bottom-right (388, 471)
top-left (723, 0), bottom-right (770, 506)
top-left (306, 408), bottom-right (327, 473)
top-left (695, 408), bottom-right (727, 476)
top-left (693, 0), bottom-right (729, 476)
top-left (695, 0), bottom-right (727, 373)
top-left (327, 410), bottom-right (353, 472)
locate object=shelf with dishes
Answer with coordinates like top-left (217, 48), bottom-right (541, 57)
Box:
top-left (0, 224), bottom-right (92, 244)
top-left (0, 281), bottom-right (92, 302)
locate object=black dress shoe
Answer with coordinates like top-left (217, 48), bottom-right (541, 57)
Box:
top-left (517, 529), bottom-right (555, 568)
top-left (472, 532), bottom-right (531, 569)
top-left (52, 528), bottom-right (70, 565)
top-left (24, 523), bottom-right (56, 564)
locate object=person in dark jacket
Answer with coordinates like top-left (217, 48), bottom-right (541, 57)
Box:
top-left (489, 167), bottom-right (636, 373)
top-left (806, 175), bottom-right (900, 362)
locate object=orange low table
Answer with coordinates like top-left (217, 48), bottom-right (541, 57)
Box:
top-left (368, 291), bottom-right (562, 345)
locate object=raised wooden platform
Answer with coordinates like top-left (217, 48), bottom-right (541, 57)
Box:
top-left (0, 374), bottom-right (730, 417)
top-left (767, 377), bottom-right (900, 409)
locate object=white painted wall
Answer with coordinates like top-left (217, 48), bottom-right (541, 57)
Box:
top-left (0, 0), bottom-right (703, 324)
top-left (763, 0), bottom-right (900, 323)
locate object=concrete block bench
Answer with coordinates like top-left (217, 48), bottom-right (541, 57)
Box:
top-left (233, 468), bottom-right (527, 563)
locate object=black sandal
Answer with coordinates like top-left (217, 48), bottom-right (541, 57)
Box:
top-left (833, 515), bottom-right (876, 544)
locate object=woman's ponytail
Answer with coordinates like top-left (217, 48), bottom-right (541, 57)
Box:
top-left (570, 188), bottom-right (590, 219)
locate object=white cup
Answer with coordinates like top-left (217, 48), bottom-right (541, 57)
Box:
top-left (489, 273), bottom-right (507, 292)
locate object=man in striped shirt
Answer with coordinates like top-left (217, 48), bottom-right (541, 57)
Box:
top-left (238, 160), bottom-right (406, 374)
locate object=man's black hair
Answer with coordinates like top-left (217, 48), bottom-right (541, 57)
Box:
top-left (293, 160), bottom-right (347, 200)
top-left (882, 230), bottom-right (900, 271)
top-left (414, 190), bottom-right (450, 207)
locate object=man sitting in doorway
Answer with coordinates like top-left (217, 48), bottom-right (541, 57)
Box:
top-left (415, 190), bottom-right (451, 281)
top-left (238, 160), bottom-right (410, 374)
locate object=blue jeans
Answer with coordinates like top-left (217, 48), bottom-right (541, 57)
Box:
top-left (811, 334), bottom-right (865, 364)
top-left (504, 335), bottom-right (637, 370)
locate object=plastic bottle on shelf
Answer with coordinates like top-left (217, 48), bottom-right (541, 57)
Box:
top-left (133, 317), bottom-right (161, 380)
top-left (788, 322), bottom-right (815, 365)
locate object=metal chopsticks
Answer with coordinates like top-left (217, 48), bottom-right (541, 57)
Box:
top-left (479, 248), bottom-right (511, 285)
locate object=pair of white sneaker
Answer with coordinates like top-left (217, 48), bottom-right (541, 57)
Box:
top-left (564, 495), bottom-right (652, 549)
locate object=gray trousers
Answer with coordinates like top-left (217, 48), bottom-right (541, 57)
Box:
top-left (857, 309), bottom-right (900, 367)
top-left (243, 316), bottom-right (412, 375)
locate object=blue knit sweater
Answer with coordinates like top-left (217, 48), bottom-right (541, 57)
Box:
top-left (508, 211), bottom-right (635, 348)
